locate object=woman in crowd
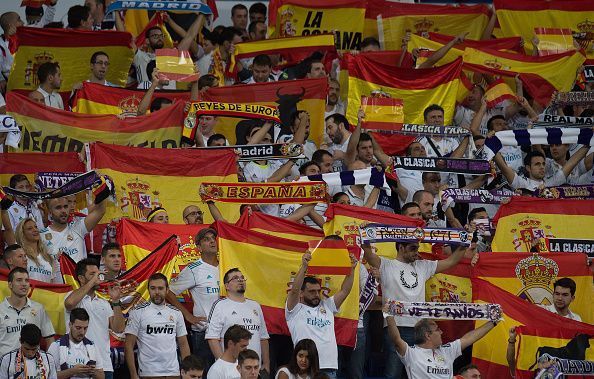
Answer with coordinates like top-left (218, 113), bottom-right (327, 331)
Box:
top-left (15, 217), bottom-right (57, 283)
top-left (276, 339), bottom-right (320, 379)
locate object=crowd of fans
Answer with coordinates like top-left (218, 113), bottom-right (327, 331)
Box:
top-left (0, 0), bottom-right (592, 378)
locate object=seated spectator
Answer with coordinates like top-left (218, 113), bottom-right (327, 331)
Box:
top-left (276, 339), bottom-right (320, 379)
top-left (0, 243), bottom-right (27, 271)
top-left (181, 355), bottom-right (205, 379)
top-left (15, 218), bottom-right (57, 283)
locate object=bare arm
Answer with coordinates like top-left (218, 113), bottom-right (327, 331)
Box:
top-left (206, 201), bottom-right (226, 222)
top-left (308, 207), bottom-right (325, 228)
top-left (345, 109), bottom-right (364, 167)
top-left (246, 121), bottom-right (273, 145)
top-left (107, 283), bottom-right (126, 333)
top-left (449, 135), bottom-right (470, 159)
top-left (267, 160), bottom-right (296, 182)
top-left (364, 187), bottom-right (380, 208)
top-left (260, 339), bottom-right (270, 373)
top-left (177, 14), bottom-right (205, 53)
top-left (506, 327), bottom-right (517, 378)
top-left (64, 272), bottom-right (100, 311)
top-left (284, 203), bottom-right (315, 222)
top-left (286, 252), bottom-right (311, 311)
top-left (470, 99), bottom-right (487, 137)
top-left (436, 243), bottom-right (473, 273)
top-left (460, 320), bottom-right (496, 350)
top-left (481, 9), bottom-right (497, 40)
top-left (83, 198), bottom-right (106, 233)
top-left (493, 152), bottom-right (517, 184)
top-left (178, 336), bottom-right (191, 359)
top-left (362, 244), bottom-right (380, 269)
top-left (333, 255), bottom-right (357, 309)
top-left (125, 334), bottom-right (139, 379)
top-left (369, 132), bottom-right (391, 167)
top-left (136, 70), bottom-right (162, 116)
top-left (418, 32), bottom-right (467, 69)
top-left (562, 145), bottom-right (590, 178)
top-left (207, 339), bottom-right (224, 359)
top-left (385, 315), bottom-right (408, 356)
top-left (1, 210), bottom-right (15, 244)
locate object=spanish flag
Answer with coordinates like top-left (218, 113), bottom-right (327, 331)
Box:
top-left (492, 197), bottom-right (594, 253)
top-left (376, 3), bottom-right (490, 51)
top-left (268, 0), bottom-right (366, 51)
top-left (494, 0), bottom-right (594, 58)
top-left (156, 48), bottom-right (198, 82)
top-left (235, 210), bottom-right (324, 242)
top-left (360, 96), bottom-right (404, 130)
top-left (0, 152), bottom-right (84, 187)
top-left (0, 269), bottom-right (72, 335)
top-left (342, 53), bottom-right (463, 128)
top-left (8, 27), bottom-right (133, 93)
top-left (116, 218), bottom-right (208, 273)
top-left (61, 235), bottom-right (180, 315)
top-left (89, 142), bottom-right (240, 226)
top-left (307, 239), bottom-right (352, 275)
top-left (323, 203), bottom-right (424, 259)
top-left (216, 221), bottom-right (359, 346)
top-left (7, 92), bottom-right (185, 152)
top-left (72, 82), bottom-right (189, 117)
top-left (462, 47), bottom-right (585, 106)
top-left (228, 34), bottom-right (337, 77)
top-left (472, 276), bottom-right (594, 379)
top-left (534, 27), bottom-right (576, 56)
top-left (200, 77), bottom-right (328, 146)
top-left (484, 78), bottom-right (516, 108)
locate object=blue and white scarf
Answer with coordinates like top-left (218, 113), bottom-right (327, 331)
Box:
top-left (299, 167), bottom-right (391, 195)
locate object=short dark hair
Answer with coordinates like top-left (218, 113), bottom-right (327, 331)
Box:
top-left (4, 244), bottom-right (23, 257)
top-left (357, 132), bottom-right (372, 148)
top-left (299, 161), bottom-right (320, 175)
top-left (223, 324), bottom-right (252, 349)
top-left (248, 21), bottom-right (265, 35)
top-left (145, 26), bottom-right (162, 39)
top-left (423, 104), bottom-right (444, 121)
top-left (301, 276), bottom-right (320, 291)
top-left (467, 207), bottom-right (487, 223)
top-left (253, 54), bottom-right (272, 68)
top-left (90, 51), bottom-right (109, 64)
top-left (486, 115), bottom-right (505, 131)
top-left (69, 307), bottom-right (90, 323)
top-left (401, 202), bottom-right (420, 215)
top-left (148, 273), bottom-right (168, 288)
top-left (523, 150), bottom-right (545, 167)
top-left (238, 349), bottom-right (260, 366)
top-left (325, 113), bottom-right (350, 131)
top-left (181, 355), bottom-right (205, 372)
top-left (331, 192), bottom-right (348, 203)
top-left (9, 174), bottom-right (28, 188)
top-left (220, 26), bottom-right (243, 44)
top-left (312, 149), bottom-right (333, 166)
top-left (67, 5), bottom-right (90, 28)
top-left (8, 267), bottom-right (28, 283)
top-left (207, 133), bottom-right (227, 146)
top-left (458, 364), bottom-right (479, 375)
top-left (554, 277), bottom-right (577, 296)
top-left (231, 4), bottom-right (248, 16)
top-left (20, 324), bottom-right (42, 346)
top-left (101, 242), bottom-right (120, 257)
top-left (223, 267), bottom-right (241, 284)
top-left (306, 58), bottom-right (323, 74)
top-left (361, 37), bottom-right (380, 50)
top-left (75, 258), bottom-right (99, 282)
top-left (150, 98), bottom-right (173, 113)
top-left (249, 2), bottom-right (267, 16)
top-left (198, 74), bottom-right (218, 90)
top-left (37, 62), bottom-right (60, 84)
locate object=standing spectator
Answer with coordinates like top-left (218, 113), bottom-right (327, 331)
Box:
top-left (2, 175), bottom-right (44, 231)
top-left (182, 205), bottom-right (204, 224)
top-left (133, 26), bottom-right (165, 84)
top-left (146, 207), bottom-right (169, 224)
top-left (231, 4), bottom-right (248, 38)
top-left (539, 277), bottom-right (582, 321)
top-left (248, 21), bottom-right (267, 42)
top-left (67, 5), bottom-right (93, 31)
top-left (0, 11), bottom-right (24, 84)
top-left (208, 325), bottom-right (252, 379)
top-left (324, 80), bottom-right (345, 118)
top-left (285, 240), bottom-right (357, 378)
top-left (100, 242), bottom-right (123, 281)
top-left (0, 268), bottom-right (55, 357)
top-left (276, 339), bottom-right (320, 379)
top-left (324, 114), bottom-right (351, 171)
top-left (64, 259), bottom-right (125, 379)
top-left (16, 219), bottom-right (56, 283)
top-left (47, 308), bottom-right (104, 379)
top-left (249, 3), bottom-right (267, 23)
top-left (0, 244), bottom-right (27, 271)
top-left (28, 62), bottom-right (63, 109)
top-left (206, 268), bottom-right (270, 374)
top-left (0, 324), bottom-right (57, 379)
top-left (85, 0), bottom-right (114, 30)
top-left (125, 273), bottom-right (190, 379)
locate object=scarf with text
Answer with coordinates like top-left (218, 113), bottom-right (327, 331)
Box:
top-left (360, 224), bottom-right (471, 246)
top-left (440, 188), bottom-right (514, 210)
top-left (385, 300), bottom-right (502, 322)
top-left (196, 143), bottom-right (305, 160)
top-left (536, 114), bottom-right (594, 128)
top-left (535, 354), bottom-right (594, 378)
top-left (551, 91), bottom-right (594, 106)
top-left (391, 156), bottom-right (491, 175)
top-left (299, 167), bottom-right (391, 195)
top-left (365, 123), bottom-right (470, 137)
top-left (199, 182), bottom-right (327, 204)
top-left (0, 114), bottom-right (21, 148)
top-left (535, 184), bottom-right (594, 199)
top-left (105, 0), bottom-right (212, 15)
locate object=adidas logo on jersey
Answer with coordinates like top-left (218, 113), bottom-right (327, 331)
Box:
top-left (146, 324), bottom-right (175, 335)
top-left (232, 311), bottom-right (237, 315)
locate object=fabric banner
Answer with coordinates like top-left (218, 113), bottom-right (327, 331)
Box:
top-left (492, 197), bottom-right (594, 253)
top-left (2, 171), bottom-right (101, 200)
top-left (235, 208), bottom-right (324, 242)
top-left (72, 82), bottom-right (189, 117)
top-left (8, 27), bottom-right (133, 93)
top-left (534, 27), bottom-right (576, 56)
top-left (202, 143), bottom-right (305, 161)
top-left (471, 277), bottom-right (594, 379)
top-left (216, 221), bottom-right (359, 346)
top-left (392, 156), bottom-right (490, 175)
top-left (551, 91), bottom-right (594, 106)
top-left (368, 124), bottom-right (470, 136)
top-left (228, 34), bottom-right (337, 76)
top-left (61, 236), bottom-right (180, 314)
top-left (360, 224), bottom-right (471, 246)
top-left (359, 273), bottom-right (378, 317)
top-left (0, 269), bottom-right (72, 335)
top-left (462, 47), bottom-right (586, 106)
top-left (156, 49), bottom-right (198, 82)
top-left (441, 188), bottom-right (514, 210)
top-left (545, 238), bottom-right (594, 258)
top-left (535, 185), bottom-right (594, 200)
top-left (307, 239), bottom-right (352, 275)
top-left (324, 203), bottom-right (424, 259)
top-left (199, 182), bottom-right (327, 204)
top-left (201, 77), bottom-right (327, 146)
top-left (7, 92), bottom-right (185, 152)
top-left (116, 218), bottom-right (207, 274)
top-left (134, 12), bottom-right (174, 51)
top-left (360, 96), bottom-right (404, 131)
top-left (535, 355), bottom-right (594, 377)
top-left (105, 0), bottom-right (212, 15)
top-left (536, 114), bottom-right (594, 126)
top-left (585, 65), bottom-right (594, 82)
top-left (376, 3), bottom-right (489, 51)
top-left (0, 115), bottom-right (21, 149)
top-left (300, 167), bottom-right (391, 194)
top-left (268, 0), bottom-right (365, 51)
top-left (493, 0), bottom-right (594, 59)
top-left (35, 172), bottom-right (82, 190)
top-left (485, 78), bottom-right (516, 108)
top-left (343, 54), bottom-right (463, 137)
top-left (385, 300), bottom-right (502, 322)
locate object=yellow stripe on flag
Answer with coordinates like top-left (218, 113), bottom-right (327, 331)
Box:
top-left (307, 239), bottom-right (352, 275)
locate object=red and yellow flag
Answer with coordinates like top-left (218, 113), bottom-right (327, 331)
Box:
top-left (268, 0), bottom-right (365, 51)
top-left (323, 203), bottom-right (425, 259)
top-left (7, 92), bottom-right (185, 152)
top-left (61, 236), bottom-right (180, 314)
top-left (307, 239), bottom-right (352, 275)
top-left (360, 96), bottom-right (404, 130)
top-left (156, 49), bottom-right (198, 82)
top-left (200, 77), bottom-right (328, 146)
top-left (235, 210), bottom-right (324, 242)
top-left (494, 0), bottom-right (594, 59)
top-left (8, 27), bottom-right (133, 93)
top-left (376, 3), bottom-right (490, 51)
top-left (472, 276), bottom-right (594, 379)
top-left (72, 82), bottom-right (189, 116)
top-left (0, 152), bottom-right (84, 187)
top-left (342, 53), bottom-right (463, 127)
top-left (462, 47), bottom-right (585, 106)
top-left (534, 27), bottom-right (576, 56)
top-left (0, 269), bottom-right (72, 334)
top-left (216, 221), bottom-right (359, 346)
top-left (484, 78), bottom-right (516, 108)
top-left (492, 197), bottom-right (594, 253)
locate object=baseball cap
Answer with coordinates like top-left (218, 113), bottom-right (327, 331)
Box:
top-left (196, 227), bottom-right (217, 242)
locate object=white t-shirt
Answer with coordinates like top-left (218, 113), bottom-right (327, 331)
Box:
top-left (397, 169), bottom-right (423, 206)
top-left (40, 218), bottom-right (89, 263)
top-left (6, 200), bottom-right (45, 232)
top-left (510, 170), bottom-right (566, 191)
top-left (546, 157), bottom-right (587, 186)
top-left (169, 259), bottom-right (220, 331)
top-left (125, 302), bottom-right (187, 377)
top-left (379, 257), bottom-right (438, 327)
top-left (28, 255), bottom-right (55, 283)
top-left (207, 358), bottom-right (240, 379)
top-left (285, 297), bottom-right (338, 370)
top-left (243, 160), bottom-right (286, 217)
top-left (133, 49), bottom-right (155, 84)
top-left (539, 304), bottom-right (582, 322)
top-left (47, 338), bottom-right (104, 378)
top-left (279, 203), bottom-right (326, 229)
top-left (398, 339), bottom-right (462, 379)
top-left (275, 367), bottom-right (311, 379)
top-left (206, 298), bottom-right (269, 360)
top-left (500, 146), bottom-right (524, 173)
top-left (420, 136), bottom-right (458, 158)
top-left (64, 293), bottom-right (114, 372)
top-left (36, 86), bottom-right (64, 110)
top-left (0, 298), bottom-right (55, 357)
top-left (0, 349), bottom-right (57, 379)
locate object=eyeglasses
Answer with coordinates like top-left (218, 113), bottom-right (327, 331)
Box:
top-left (183, 210), bottom-right (204, 219)
top-left (226, 276), bottom-right (247, 283)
